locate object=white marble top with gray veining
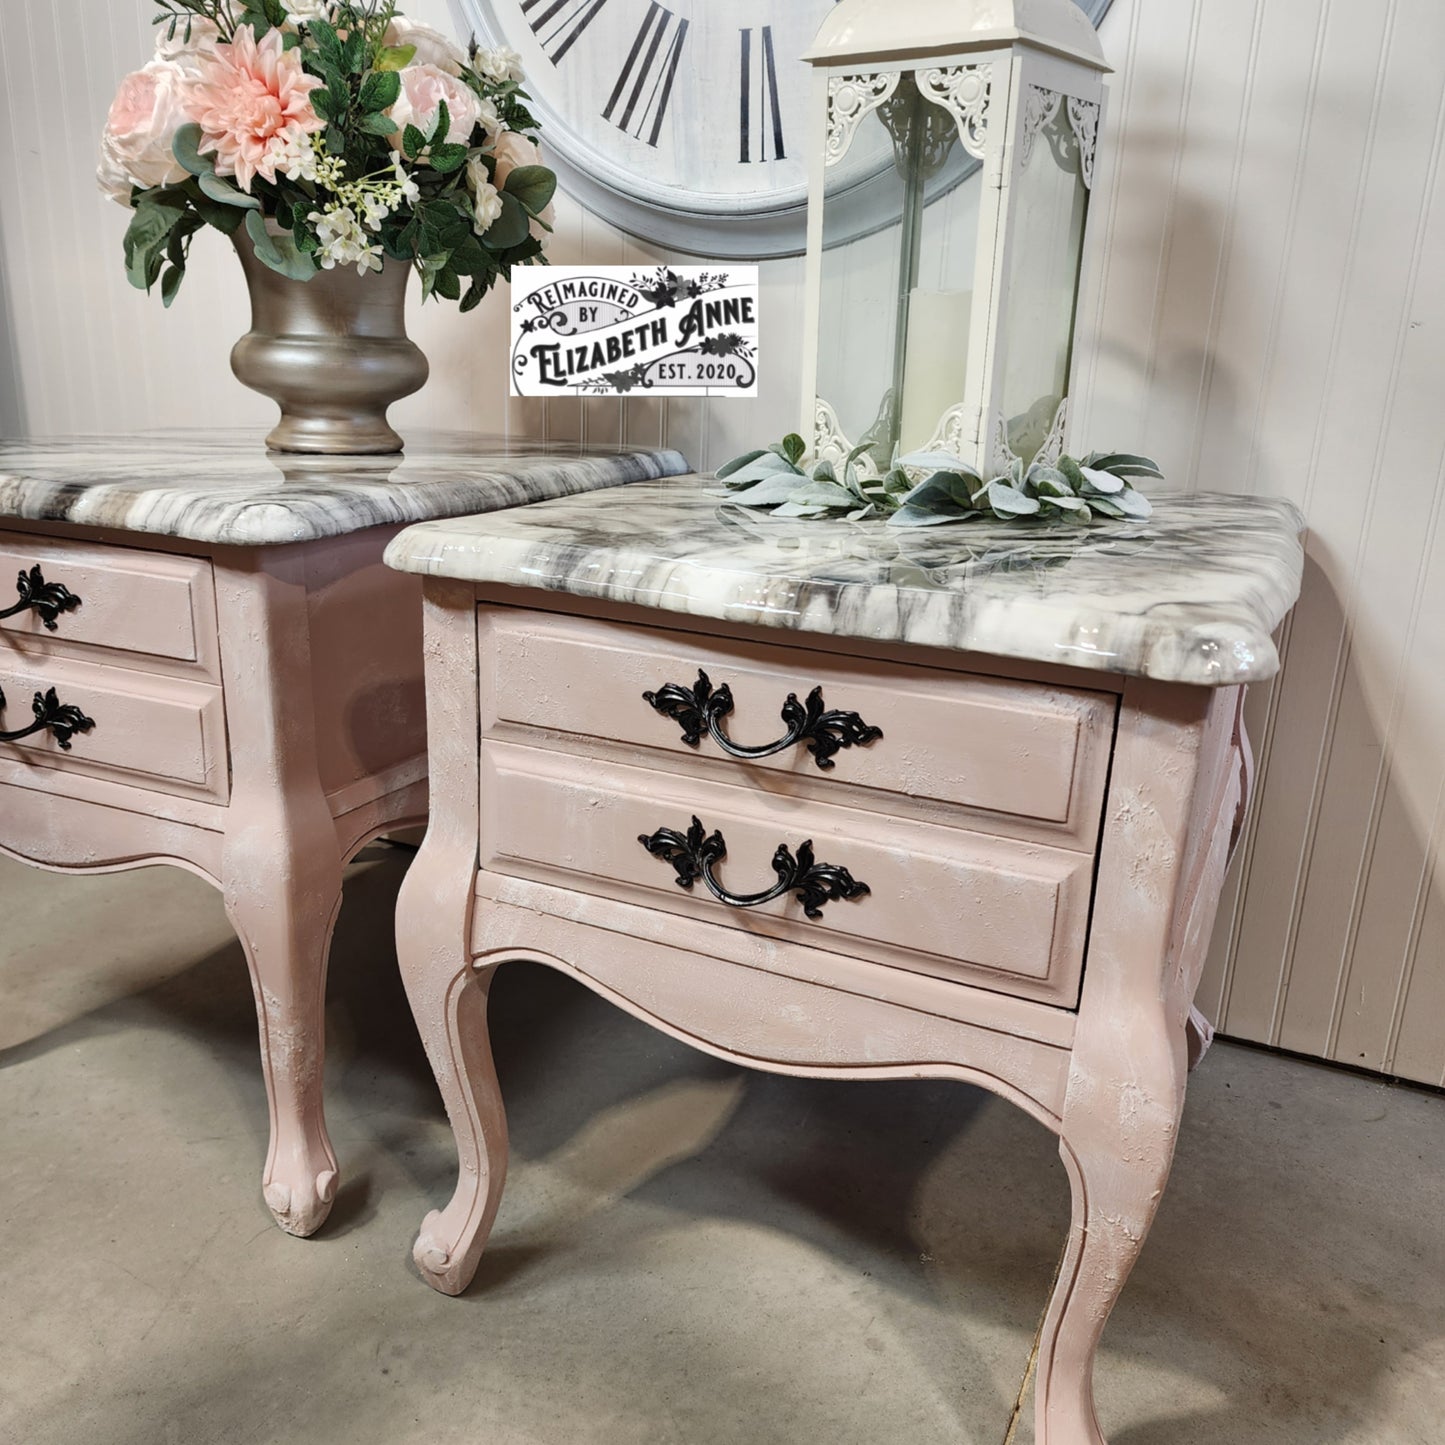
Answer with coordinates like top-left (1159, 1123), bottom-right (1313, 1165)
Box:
top-left (385, 475), bottom-right (1306, 685)
top-left (0, 431), bottom-right (690, 546)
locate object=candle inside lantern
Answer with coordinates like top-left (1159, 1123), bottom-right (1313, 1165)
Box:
top-left (900, 289), bottom-right (973, 453)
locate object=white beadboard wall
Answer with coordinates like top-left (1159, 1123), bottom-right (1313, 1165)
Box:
top-left (1, 0), bottom-right (1442, 1083)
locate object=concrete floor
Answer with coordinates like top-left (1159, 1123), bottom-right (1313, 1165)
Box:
top-left (1, 850), bottom-right (1441, 1445)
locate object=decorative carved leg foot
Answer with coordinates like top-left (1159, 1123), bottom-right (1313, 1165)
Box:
top-left (1185, 1006), bottom-right (1215, 1071)
top-left (225, 854), bottom-right (345, 1238)
top-left (398, 883), bottom-right (509, 1297)
top-left (1035, 1025), bottom-right (1188, 1445)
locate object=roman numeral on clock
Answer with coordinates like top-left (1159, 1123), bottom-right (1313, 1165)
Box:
top-left (603, 3), bottom-right (690, 148)
top-left (739, 26), bottom-right (786, 163)
top-left (520, 0), bottom-right (611, 66)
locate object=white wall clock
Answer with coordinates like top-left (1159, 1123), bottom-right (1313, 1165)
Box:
top-left (450, 0), bottom-right (1114, 257)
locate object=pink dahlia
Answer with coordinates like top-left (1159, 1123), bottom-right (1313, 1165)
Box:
top-left (186, 25), bottom-right (324, 192)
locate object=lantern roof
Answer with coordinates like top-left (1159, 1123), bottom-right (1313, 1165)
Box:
top-left (803, 0), bottom-right (1111, 72)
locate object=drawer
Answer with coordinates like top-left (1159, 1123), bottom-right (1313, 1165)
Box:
top-left (0, 530), bottom-right (219, 676)
top-left (479, 742), bottom-right (1094, 1008)
top-left (0, 654), bottom-right (228, 803)
top-left (479, 609), bottom-right (1114, 850)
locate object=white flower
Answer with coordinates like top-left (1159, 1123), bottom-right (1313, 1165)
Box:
top-left (475, 96), bottom-right (502, 143)
top-left (309, 203), bottom-right (384, 275)
top-left (392, 158), bottom-right (421, 206)
top-left (284, 0), bottom-right (337, 22)
top-left (384, 17), bottom-right (468, 76)
top-left (153, 16), bottom-right (222, 75)
top-left (473, 47), bottom-right (525, 85)
top-left (466, 158), bottom-right (505, 235)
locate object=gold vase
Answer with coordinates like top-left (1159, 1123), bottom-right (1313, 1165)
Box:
top-left (231, 227), bottom-right (429, 455)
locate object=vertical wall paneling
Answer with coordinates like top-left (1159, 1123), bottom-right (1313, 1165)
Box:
top-left (2, 0), bottom-right (1443, 1080)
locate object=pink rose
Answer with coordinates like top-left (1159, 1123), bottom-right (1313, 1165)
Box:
top-left (488, 131), bottom-right (555, 241)
top-left (384, 17), bottom-right (468, 76)
top-left (97, 59), bottom-right (193, 203)
top-left (389, 63), bottom-right (483, 153)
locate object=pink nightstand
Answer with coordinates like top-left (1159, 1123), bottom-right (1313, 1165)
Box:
top-left (386, 477), bottom-right (1304, 1445)
top-left (0, 433), bottom-right (687, 1236)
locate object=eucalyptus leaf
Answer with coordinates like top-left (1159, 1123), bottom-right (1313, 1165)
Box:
top-left (244, 210), bottom-right (318, 281)
top-left (479, 191), bottom-right (530, 249)
top-left (198, 172), bottom-right (261, 210)
top-left (503, 165), bottom-right (557, 216)
top-left (171, 123), bottom-right (213, 178)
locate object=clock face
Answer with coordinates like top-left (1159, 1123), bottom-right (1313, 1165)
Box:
top-left (452, 0), bottom-right (835, 254)
top-left (448, 0), bottom-right (1113, 257)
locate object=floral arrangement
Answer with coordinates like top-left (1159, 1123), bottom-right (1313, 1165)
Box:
top-left (99, 1), bottom-right (556, 307)
top-left (717, 435), bottom-right (1160, 528)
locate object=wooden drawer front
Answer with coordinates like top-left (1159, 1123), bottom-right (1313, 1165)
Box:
top-left (0, 531), bottom-right (217, 675)
top-left (0, 655), bottom-right (228, 802)
top-left (480, 610), bottom-right (1113, 849)
top-left (480, 743), bottom-right (1093, 1007)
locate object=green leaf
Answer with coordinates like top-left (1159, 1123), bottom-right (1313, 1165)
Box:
top-left (342, 29), bottom-right (366, 73)
top-left (460, 277), bottom-right (489, 313)
top-left (160, 264), bottom-right (184, 308)
top-left (375, 44), bottom-right (417, 72)
top-left (360, 69), bottom-right (401, 113)
top-left (312, 88), bottom-right (342, 122)
top-left (180, 178), bottom-right (246, 235)
top-left (1027, 464), bottom-right (1073, 497)
top-left (1083, 452), bottom-right (1164, 480)
top-left (431, 99), bottom-right (451, 145)
top-left (309, 19), bottom-right (342, 58)
top-left (171, 123), bottom-right (214, 178)
top-left (502, 164), bottom-right (556, 216)
top-left (982, 480), bottom-right (1041, 518)
top-left (478, 191), bottom-right (530, 249)
top-left (237, 9), bottom-right (272, 40)
top-left (198, 172), bottom-right (262, 210)
top-left (429, 142), bottom-right (469, 175)
top-left (402, 123), bottom-right (428, 160)
top-left (433, 266), bottom-right (461, 301)
top-left (244, 210), bottom-right (318, 282)
top-left (358, 113), bottom-right (399, 136)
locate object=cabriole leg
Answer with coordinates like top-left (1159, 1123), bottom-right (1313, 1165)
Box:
top-left (224, 843), bottom-right (345, 1238)
top-left (1034, 1023), bottom-right (1188, 1444)
top-left (400, 937), bottom-right (509, 1297)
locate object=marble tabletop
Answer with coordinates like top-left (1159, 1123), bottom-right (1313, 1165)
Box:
top-left (0, 431), bottom-right (690, 546)
top-left (385, 476), bottom-right (1307, 686)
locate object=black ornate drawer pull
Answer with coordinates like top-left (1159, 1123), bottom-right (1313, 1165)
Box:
top-left (0, 684), bottom-right (94, 750)
top-left (0, 565), bottom-right (82, 631)
top-left (638, 815), bottom-right (870, 920)
top-left (643, 670), bottom-right (883, 770)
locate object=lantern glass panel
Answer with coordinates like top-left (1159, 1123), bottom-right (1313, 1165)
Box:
top-left (816, 73), bottom-right (982, 460)
top-left (995, 97), bottom-right (1090, 465)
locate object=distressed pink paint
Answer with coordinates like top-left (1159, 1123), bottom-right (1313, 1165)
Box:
top-left (398, 592), bottom-right (1258, 1445)
top-left (0, 523), bottom-right (427, 1236)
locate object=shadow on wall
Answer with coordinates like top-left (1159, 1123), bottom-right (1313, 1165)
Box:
top-left (0, 204), bottom-right (26, 438)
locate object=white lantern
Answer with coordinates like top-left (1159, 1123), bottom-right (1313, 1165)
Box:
top-left (801, 0), bottom-right (1110, 479)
